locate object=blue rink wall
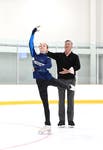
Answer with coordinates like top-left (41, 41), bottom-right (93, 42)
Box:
top-left (0, 85), bottom-right (103, 105)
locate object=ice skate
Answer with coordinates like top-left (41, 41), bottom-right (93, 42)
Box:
top-left (68, 121), bottom-right (75, 128)
top-left (36, 25), bottom-right (40, 31)
top-left (38, 125), bottom-right (51, 135)
top-left (69, 84), bottom-right (75, 91)
top-left (58, 121), bottom-right (65, 128)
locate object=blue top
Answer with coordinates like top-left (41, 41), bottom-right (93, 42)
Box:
top-left (29, 33), bottom-right (52, 80)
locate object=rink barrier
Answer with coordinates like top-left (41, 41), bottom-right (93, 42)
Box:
top-left (0, 100), bottom-right (103, 105)
top-left (0, 85), bottom-right (103, 105)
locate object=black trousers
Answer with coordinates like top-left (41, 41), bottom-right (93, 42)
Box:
top-left (58, 79), bottom-right (76, 124)
top-left (36, 78), bottom-right (69, 125)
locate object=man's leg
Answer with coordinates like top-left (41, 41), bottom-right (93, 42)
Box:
top-left (58, 86), bottom-right (65, 126)
top-left (36, 80), bottom-right (51, 125)
top-left (67, 90), bottom-right (74, 124)
top-left (67, 79), bottom-right (76, 126)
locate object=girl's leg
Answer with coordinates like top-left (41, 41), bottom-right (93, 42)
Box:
top-left (47, 77), bottom-right (70, 90)
top-left (36, 80), bottom-right (51, 125)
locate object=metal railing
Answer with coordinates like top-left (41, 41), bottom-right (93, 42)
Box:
top-left (0, 43), bottom-right (103, 84)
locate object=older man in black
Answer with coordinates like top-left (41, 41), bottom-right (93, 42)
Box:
top-left (47, 40), bottom-right (80, 127)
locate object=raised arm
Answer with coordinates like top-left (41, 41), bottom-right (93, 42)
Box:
top-left (29, 28), bottom-right (38, 57)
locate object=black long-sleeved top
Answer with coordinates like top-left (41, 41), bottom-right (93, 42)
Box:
top-left (47, 51), bottom-right (80, 79)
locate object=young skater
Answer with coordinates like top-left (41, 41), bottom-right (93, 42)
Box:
top-left (29, 27), bottom-right (71, 134)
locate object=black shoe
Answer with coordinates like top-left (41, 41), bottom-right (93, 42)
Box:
top-left (45, 121), bottom-right (51, 126)
top-left (58, 121), bottom-right (65, 128)
top-left (68, 121), bottom-right (75, 127)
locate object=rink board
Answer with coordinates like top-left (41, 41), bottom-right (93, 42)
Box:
top-left (0, 85), bottom-right (103, 105)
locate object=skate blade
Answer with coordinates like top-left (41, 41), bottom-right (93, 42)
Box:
top-left (58, 125), bottom-right (65, 128)
top-left (38, 129), bottom-right (51, 135)
top-left (68, 125), bottom-right (74, 128)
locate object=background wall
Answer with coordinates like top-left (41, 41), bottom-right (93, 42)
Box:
top-left (0, 0), bottom-right (90, 45)
top-left (96, 0), bottom-right (103, 46)
top-left (0, 0), bottom-right (103, 85)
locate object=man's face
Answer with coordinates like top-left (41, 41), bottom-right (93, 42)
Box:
top-left (38, 43), bottom-right (48, 53)
top-left (64, 41), bottom-right (72, 53)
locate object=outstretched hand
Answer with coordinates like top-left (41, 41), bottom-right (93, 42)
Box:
top-left (32, 25), bottom-right (40, 34)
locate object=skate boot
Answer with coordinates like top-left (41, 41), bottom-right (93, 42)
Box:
top-left (68, 121), bottom-right (75, 128)
top-left (38, 125), bottom-right (51, 135)
top-left (69, 84), bottom-right (75, 91)
top-left (58, 121), bottom-right (65, 128)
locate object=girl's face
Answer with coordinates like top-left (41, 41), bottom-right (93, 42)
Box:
top-left (38, 43), bottom-right (48, 54)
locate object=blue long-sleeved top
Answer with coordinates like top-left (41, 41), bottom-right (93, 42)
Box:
top-left (29, 33), bottom-right (52, 80)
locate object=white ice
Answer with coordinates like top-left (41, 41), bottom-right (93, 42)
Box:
top-left (0, 104), bottom-right (103, 150)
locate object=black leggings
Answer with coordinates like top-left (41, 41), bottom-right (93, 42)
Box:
top-left (36, 78), bottom-right (69, 125)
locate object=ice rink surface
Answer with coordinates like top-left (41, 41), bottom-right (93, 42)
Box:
top-left (0, 104), bottom-right (103, 150)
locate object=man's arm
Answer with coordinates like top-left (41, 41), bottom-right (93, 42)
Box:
top-left (59, 55), bottom-right (80, 75)
top-left (47, 51), bottom-right (58, 60)
top-left (59, 67), bottom-right (74, 75)
top-left (73, 55), bottom-right (81, 71)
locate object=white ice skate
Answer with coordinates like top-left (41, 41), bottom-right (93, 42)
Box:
top-left (38, 125), bottom-right (51, 135)
top-left (36, 25), bottom-right (40, 31)
top-left (70, 84), bottom-right (75, 91)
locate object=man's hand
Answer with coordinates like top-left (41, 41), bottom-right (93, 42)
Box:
top-left (32, 68), bottom-right (35, 72)
top-left (59, 67), bottom-right (74, 74)
top-left (59, 68), bottom-right (69, 74)
top-left (68, 67), bottom-right (74, 74)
